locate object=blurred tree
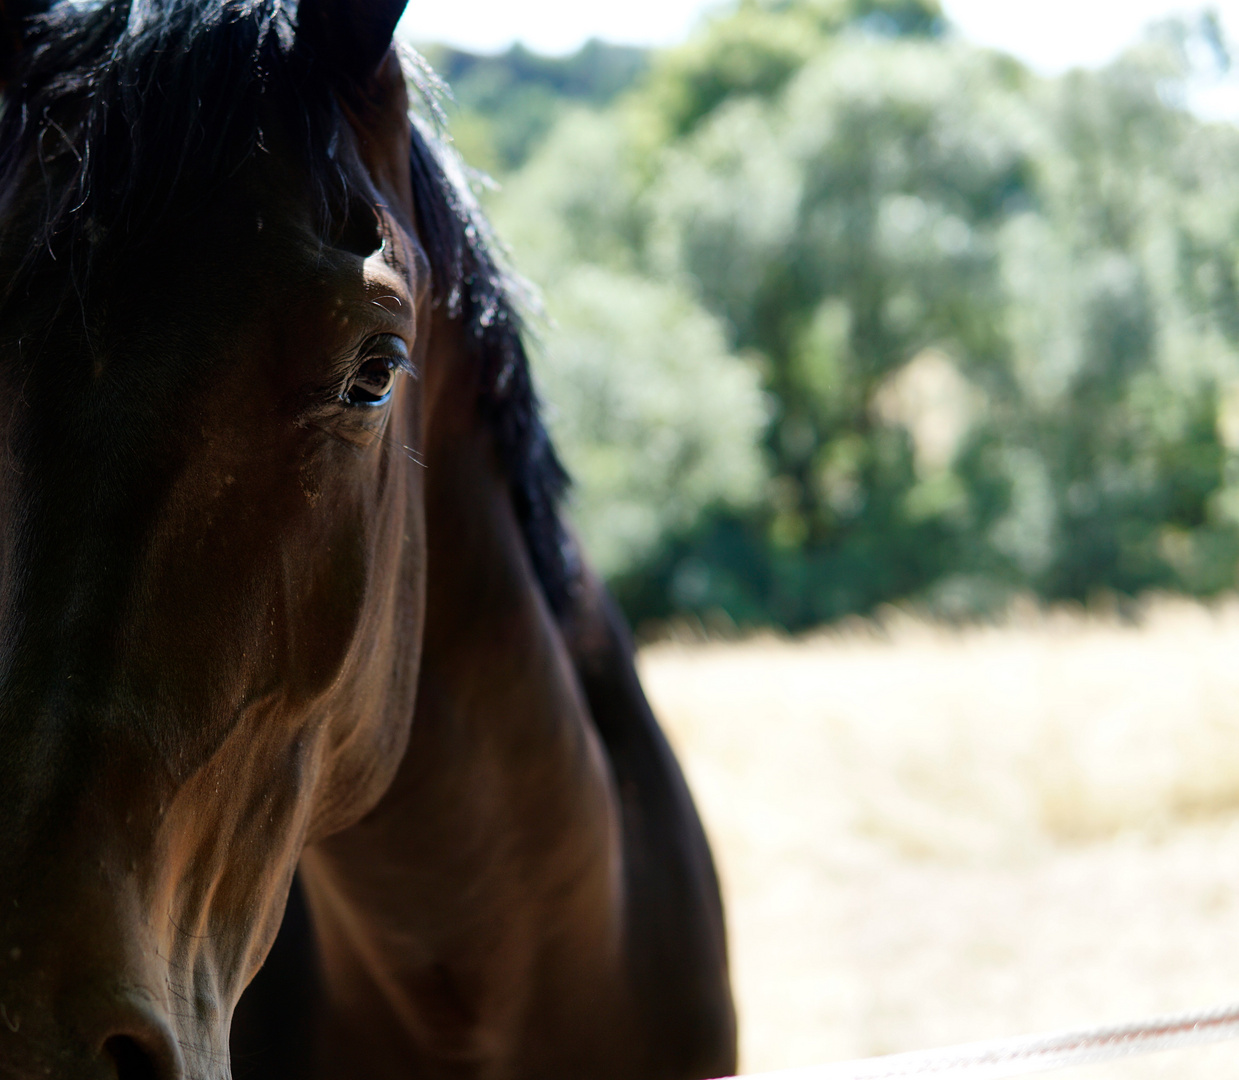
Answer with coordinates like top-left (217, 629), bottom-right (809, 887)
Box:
top-left (460, 2), bottom-right (1239, 628)
top-left (531, 268), bottom-right (768, 579)
top-left (420, 39), bottom-right (648, 171)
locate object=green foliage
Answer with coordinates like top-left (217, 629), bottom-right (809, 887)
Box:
top-left (642, 5), bottom-right (827, 138)
top-left (640, 0), bottom-right (944, 139)
top-left (530, 268), bottom-right (768, 579)
top-left (449, 2), bottom-right (1239, 628)
top-left (488, 111), bottom-right (769, 580)
top-left (420, 40), bottom-right (648, 172)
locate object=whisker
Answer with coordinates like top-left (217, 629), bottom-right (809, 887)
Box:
top-left (168, 914), bottom-right (218, 941)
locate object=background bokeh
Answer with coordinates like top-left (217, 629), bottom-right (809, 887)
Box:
top-left (409, 3), bottom-right (1239, 1075)
top-left (417, 0), bottom-right (1239, 634)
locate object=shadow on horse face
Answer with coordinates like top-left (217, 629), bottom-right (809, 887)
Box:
top-left (0, 1), bottom-right (737, 1078)
top-left (0, 2), bottom-right (432, 1075)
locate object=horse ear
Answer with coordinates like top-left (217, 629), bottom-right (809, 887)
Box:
top-left (0, 0), bottom-right (50, 88)
top-left (295, 0), bottom-right (409, 88)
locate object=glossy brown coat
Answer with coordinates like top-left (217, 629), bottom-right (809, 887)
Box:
top-left (0, 2), bottom-right (736, 1078)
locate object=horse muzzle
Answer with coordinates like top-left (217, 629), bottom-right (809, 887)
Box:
top-left (0, 965), bottom-right (192, 1080)
top-left (0, 869), bottom-right (225, 1080)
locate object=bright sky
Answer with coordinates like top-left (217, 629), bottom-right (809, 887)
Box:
top-left (397, 1), bottom-right (1239, 74)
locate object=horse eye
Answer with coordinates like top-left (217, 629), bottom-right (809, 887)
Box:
top-left (342, 336), bottom-right (408, 407)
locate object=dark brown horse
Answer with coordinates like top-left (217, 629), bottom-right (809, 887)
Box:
top-left (0, 0), bottom-right (736, 1077)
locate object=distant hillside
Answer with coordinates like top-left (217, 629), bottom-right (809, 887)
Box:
top-left (416, 40), bottom-right (649, 173)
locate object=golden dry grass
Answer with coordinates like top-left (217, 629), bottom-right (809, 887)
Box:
top-left (638, 596), bottom-right (1239, 1078)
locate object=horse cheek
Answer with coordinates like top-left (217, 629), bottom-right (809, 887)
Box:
top-left (282, 522), bottom-right (370, 707)
top-left (305, 482), bottom-right (426, 836)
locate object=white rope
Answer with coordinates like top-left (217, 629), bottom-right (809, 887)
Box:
top-left (724, 1001), bottom-right (1239, 1080)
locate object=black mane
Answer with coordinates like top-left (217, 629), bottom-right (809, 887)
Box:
top-left (407, 121), bottom-right (576, 615)
top-left (0, 0), bottom-right (576, 613)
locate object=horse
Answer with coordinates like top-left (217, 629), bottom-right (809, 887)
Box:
top-left (0, 0), bottom-right (737, 1077)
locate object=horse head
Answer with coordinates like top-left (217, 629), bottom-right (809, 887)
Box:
top-left (0, 0), bottom-right (433, 1074)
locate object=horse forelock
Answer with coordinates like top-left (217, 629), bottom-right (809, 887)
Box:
top-left (406, 122), bottom-right (578, 615)
top-left (0, 0), bottom-right (577, 615)
top-left (0, 0), bottom-right (349, 297)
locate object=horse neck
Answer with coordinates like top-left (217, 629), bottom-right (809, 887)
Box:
top-left (295, 311), bottom-right (636, 1077)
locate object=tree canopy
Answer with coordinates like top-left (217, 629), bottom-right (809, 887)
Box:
top-left (437, 2), bottom-right (1239, 629)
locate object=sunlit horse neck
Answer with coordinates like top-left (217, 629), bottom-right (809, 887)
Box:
top-left (0, 2), bottom-right (735, 1078)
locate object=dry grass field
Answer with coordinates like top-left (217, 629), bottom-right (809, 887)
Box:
top-left (638, 597), bottom-right (1239, 1078)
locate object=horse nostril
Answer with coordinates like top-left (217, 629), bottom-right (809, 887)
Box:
top-left (103, 1034), bottom-right (169, 1080)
